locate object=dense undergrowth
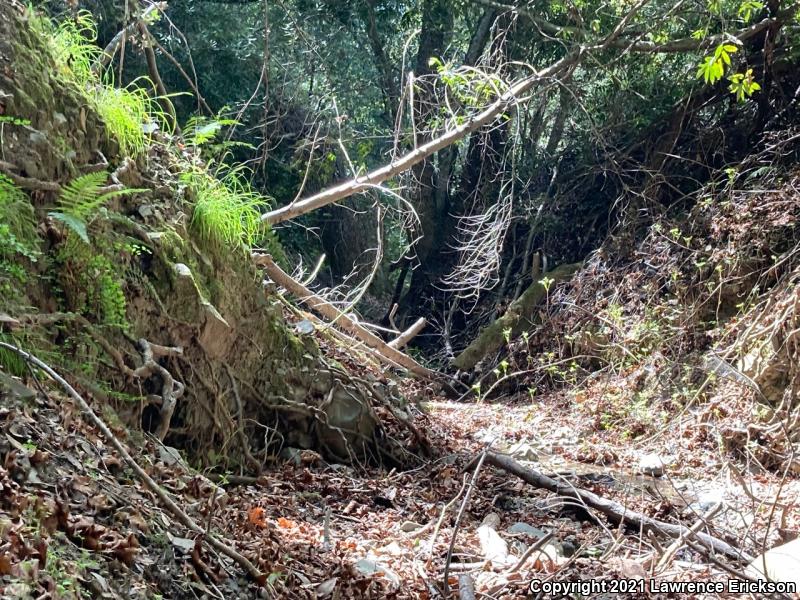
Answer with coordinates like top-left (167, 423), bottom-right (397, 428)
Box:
top-left (476, 127), bottom-right (800, 474)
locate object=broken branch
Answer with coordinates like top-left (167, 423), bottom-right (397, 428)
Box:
top-left (388, 317), bottom-right (426, 349)
top-left (254, 253), bottom-right (439, 380)
top-left (485, 452), bottom-right (753, 563)
top-left (261, 51), bottom-right (578, 224)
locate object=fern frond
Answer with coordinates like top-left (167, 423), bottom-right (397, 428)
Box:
top-left (57, 171), bottom-right (109, 219)
top-left (50, 171), bottom-right (143, 242)
top-left (0, 174), bottom-right (36, 246)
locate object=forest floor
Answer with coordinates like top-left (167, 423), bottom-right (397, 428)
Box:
top-left (2, 348), bottom-right (798, 600)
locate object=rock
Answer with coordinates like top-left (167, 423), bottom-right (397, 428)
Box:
top-left (507, 441), bottom-right (538, 461)
top-left (318, 382), bottom-right (376, 458)
top-left (688, 487), bottom-right (725, 513)
top-left (745, 538), bottom-right (800, 587)
top-left (294, 319), bottom-right (315, 335)
top-left (507, 522), bottom-right (547, 537)
top-left (0, 372), bottom-right (36, 402)
top-left (316, 578), bottom-right (337, 597)
top-left (608, 556), bottom-right (647, 579)
top-left (478, 513), bottom-right (510, 567)
top-left (638, 453), bottom-right (665, 477)
top-left (198, 302), bottom-right (232, 359)
top-left (377, 541), bottom-right (403, 556)
top-left (168, 534), bottom-right (196, 553)
top-left (173, 262), bottom-right (192, 278)
top-left (561, 537), bottom-right (577, 557)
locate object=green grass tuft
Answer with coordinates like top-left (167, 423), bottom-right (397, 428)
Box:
top-left (183, 166), bottom-right (269, 250)
top-left (33, 9), bottom-right (169, 157)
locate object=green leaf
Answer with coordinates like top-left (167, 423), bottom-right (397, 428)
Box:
top-left (49, 211), bottom-right (89, 243)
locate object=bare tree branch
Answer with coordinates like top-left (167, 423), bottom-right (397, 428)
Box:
top-left (261, 50), bottom-right (579, 224)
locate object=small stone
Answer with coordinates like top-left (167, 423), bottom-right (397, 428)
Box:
top-left (173, 263), bottom-right (192, 278)
top-left (168, 534), bottom-right (195, 552)
top-left (137, 204), bottom-right (154, 218)
top-left (561, 537), bottom-right (577, 557)
top-left (159, 445), bottom-right (184, 467)
top-left (0, 372), bottom-right (36, 402)
top-left (688, 488), bottom-right (725, 513)
top-left (355, 559), bottom-right (379, 575)
top-left (638, 454), bottom-right (664, 477)
top-left (28, 131), bottom-right (47, 146)
top-left (294, 319), bottom-right (315, 335)
top-left (316, 578), bottom-right (337, 597)
top-left (354, 558), bottom-right (400, 588)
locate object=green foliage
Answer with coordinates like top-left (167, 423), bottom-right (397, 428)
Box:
top-left (94, 82), bottom-right (165, 157)
top-left (49, 10), bottom-right (100, 84)
top-left (0, 116), bottom-right (31, 127)
top-left (185, 114), bottom-right (238, 147)
top-left (0, 332), bottom-right (27, 377)
top-left (183, 165), bottom-right (270, 250)
top-left (0, 175), bottom-right (38, 295)
top-left (33, 9), bottom-right (168, 156)
top-left (737, 0), bottom-right (764, 22)
top-left (56, 240), bottom-right (128, 328)
top-left (49, 171), bottom-right (141, 243)
top-left (728, 68), bottom-right (761, 102)
top-left (185, 113), bottom-right (254, 164)
top-left (696, 43), bottom-right (738, 84)
top-left (695, 40), bottom-right (762, 102)
top-left (0, 174), bottom-right (37, 247)
top-left (429, 57), bottom-right (507, 110)
top-left (86, 254), bottom-right (128, 327)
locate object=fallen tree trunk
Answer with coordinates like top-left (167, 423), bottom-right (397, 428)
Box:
top-left (453, 262), bottom-right (581, 370)
top-left (258, 4), bottom-right (797, 227)
top-left (485, 452), bottom-right (754, 563)
top-left (254, 253), bottom-right (439, 380)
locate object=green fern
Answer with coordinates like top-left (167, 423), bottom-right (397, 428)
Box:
top-left (49, 171), bottom-right (141, 243)
top-left (0, 174), bottom-right (36, 247)
top-left (0, 175), bottom-right (37, 300)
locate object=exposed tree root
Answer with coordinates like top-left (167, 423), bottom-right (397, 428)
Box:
top-left (0, 342), bottom-right (266, 584)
